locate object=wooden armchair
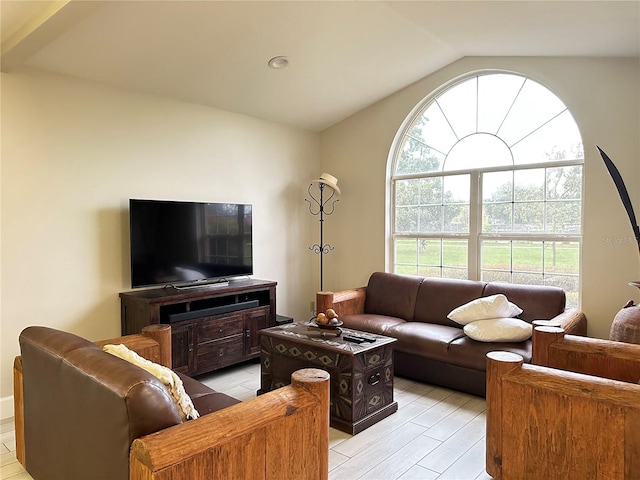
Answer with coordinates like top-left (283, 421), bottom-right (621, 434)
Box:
top-left (14, 325), bottom-right (330, 480)
top-left (486, 327), bottom-right (640, 479)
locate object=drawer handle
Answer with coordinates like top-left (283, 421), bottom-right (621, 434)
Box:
top-left (368, 372), bottom-right (381, 386)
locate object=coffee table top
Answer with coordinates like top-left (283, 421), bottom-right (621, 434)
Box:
top-left (260, 322), bottom-right (396, 354)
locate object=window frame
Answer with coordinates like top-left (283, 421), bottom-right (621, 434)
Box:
top-left (388, 71), bottom-right (584, 304)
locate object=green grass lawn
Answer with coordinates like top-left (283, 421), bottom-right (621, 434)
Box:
top-left (394, 238), bottom-right (580, 307)
top-left (395, 238), bottom-right (579, 273)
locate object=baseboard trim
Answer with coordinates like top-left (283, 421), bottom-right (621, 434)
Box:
top-left (1, 395), bottom-right (14, 422)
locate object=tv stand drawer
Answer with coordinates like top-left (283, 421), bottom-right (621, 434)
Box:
top-left (197, 335), bottom-right (244, 372)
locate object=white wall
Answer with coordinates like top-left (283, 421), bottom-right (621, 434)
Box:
top-left (320, 56), bottom-right (640, 341)
top-left (0, 68), bottom-right (320, 413)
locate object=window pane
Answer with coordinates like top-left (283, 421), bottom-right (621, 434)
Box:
top-left (444, 175), bottom-right (470, 203)
top-left (444, 175), bottom-right (470, 232)
top-left (421, 177), bottom-right (443, 204)
top-left (512, 272), bottom-right (544, 285)
top-left (483, 203), bottom-right (513, 232)
top-left (546, 275), bottom-right (579, 308)
top-left (419, 103), bottom-right (458, 154)
top-left (546, 166), bottom-right (582, 200)
top-left (483, 171), bottom-right (513, 202)
top-left (419, 206), bottom-right (442, 232)
top-left (546, 201), bottom-right (581, 233)
top-left (443, 239), bottom-right (467, 268)
top-left (444, 205), bottom-right (469, 232)
top-left (418, 239), bottom-right (442, 266)
top-left (395, 206), bottom-right (418, 232)
top-left (498, 79), bottom-right (567, 147)
top-left (397, 135), bottom-right (445, 174)
top-left (478, 74), bottom-right (525, 134)
top-left (511, 111), bottom-right (584, 164)
top-left (437, 77), bottom-right (477, 138)
top-left (396, 264), bottom-right (418, 275)
top-left (418, 266), bottom-right (442, 277)
top-left (396, 179), bottom-right (419, 206)
top-left (544, 242), bottom-right (579, 275)
top-left (394, 238), bottom-right (418, 272)
top-left (442, 267), bottom-right (468, 280)
top-left (445, 133), bottom-right (512, 171)
top-left (513, 202), bottom-right (544, 233)
top-left (513, 241), bottom-right (543, 273)
top-left (481, 270), bottom-right (511, 283)
top-left (514, 169), bottom-right (544, 201)
top-left (481, 240), bottom-right (511, 271)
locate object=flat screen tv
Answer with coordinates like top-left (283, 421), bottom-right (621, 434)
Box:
top-left (129, 199), bottom-right (253, 288)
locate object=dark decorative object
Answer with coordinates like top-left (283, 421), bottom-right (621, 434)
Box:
top-left (597, 146), bottom-right (640, 344)
top-left (306, 173), bottom-right (340, 292)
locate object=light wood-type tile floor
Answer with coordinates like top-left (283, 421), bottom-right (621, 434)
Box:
top-left (1, 361), bottom-right (493, 480)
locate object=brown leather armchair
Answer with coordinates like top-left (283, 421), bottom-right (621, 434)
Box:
top-left (14, 325), bottom-right (330, 480)
top-left (486, 326), bottom-right (640, 479)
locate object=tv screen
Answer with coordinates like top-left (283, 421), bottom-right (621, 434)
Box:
top-left (129, 199), bottom-right (253, 288)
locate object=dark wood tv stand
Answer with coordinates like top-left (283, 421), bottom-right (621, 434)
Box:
top-left (120, 279), bottom-right (277, 376)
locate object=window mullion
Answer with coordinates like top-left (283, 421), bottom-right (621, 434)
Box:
top-left (468, 171), bottom-right (480, 280)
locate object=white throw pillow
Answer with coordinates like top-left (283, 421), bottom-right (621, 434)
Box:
top-left (448, 294), bottom-right (523, 325)
top-left (463, 318), bottom-right (532, 342)
top-left (103, 343), bottom-right (199, 420)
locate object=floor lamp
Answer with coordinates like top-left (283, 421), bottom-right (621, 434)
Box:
top-left (306, 172), bottom-right (341, 292)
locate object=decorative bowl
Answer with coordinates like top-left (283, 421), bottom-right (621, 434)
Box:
top-left (312, 320), bottom-right (343, 330)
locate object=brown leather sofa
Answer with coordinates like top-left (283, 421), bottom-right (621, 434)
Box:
top-left (317, 272), bottom-right (587, 396)
top-left (14, 325), bottom-right (330, 480)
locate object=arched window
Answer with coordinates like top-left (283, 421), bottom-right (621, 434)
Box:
top-left (390, 72), bottom-right (583, 306)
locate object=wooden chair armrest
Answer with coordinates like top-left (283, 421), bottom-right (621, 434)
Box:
top-left (95, 324), bottom-right (172, 368)
top-left (486, 351), bottom-right (640, 479)
top-left (13, 357), bottom-right (25, 467)
top-left (549, 308), bottom-right (587, 335)
top-left (532, 326), bottom-right (640, 383)
top-left (130, 369), bottom-right (330, 480)
top-left (317, 287), bottom-right (367, 317)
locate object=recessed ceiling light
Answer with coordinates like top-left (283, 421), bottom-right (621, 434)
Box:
top-left (268, 56), bottom-right (289, 69)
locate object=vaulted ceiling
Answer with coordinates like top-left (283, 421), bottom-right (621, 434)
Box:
top-left (2, 1), bottom-right (639, 131)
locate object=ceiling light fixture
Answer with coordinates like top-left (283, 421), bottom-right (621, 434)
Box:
top-left (268, 56), bottom-right (289, 69)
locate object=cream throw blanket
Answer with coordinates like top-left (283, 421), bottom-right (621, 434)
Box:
top-left (103, 344), bottom-right (199, 420)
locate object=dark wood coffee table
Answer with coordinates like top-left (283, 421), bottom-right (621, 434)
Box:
top-left (258, 322), bottom-right (398, 434)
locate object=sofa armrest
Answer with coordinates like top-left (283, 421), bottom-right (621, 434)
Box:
top-left (486, 351), bottom-right (640, 479)
top-left (95, 324), bottom-right (172, 368)
top-left (316, 287), bottom-right (367, 317)
top-left (549, 308), bottom-right (587, 336)
top-left (129, 369), bottom-right (330, 480)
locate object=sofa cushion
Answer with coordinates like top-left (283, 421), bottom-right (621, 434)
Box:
top-left (388, 323), bottom-right (466, 363)
top-left (364, 272), bottom-right (423, 321)
top-left (463, 318), bottom-right (533, 342)
top-left (413, 277), bottom-right (486, 327)
top-left (482, 282), bottom-right (565, 322)
top-left (178, 373), bottom-right (241, 416)
top-left (339, 313), bottom-right (406, 336)
top-left (448, 294), bottom-right (523, 325)
top-left (447, 335), bottom-right (532, 370)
